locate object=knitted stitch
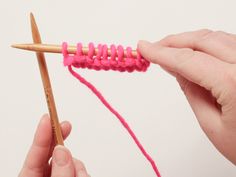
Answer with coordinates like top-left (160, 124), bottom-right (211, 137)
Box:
top-left (62, 42), bottom-right (150, 72)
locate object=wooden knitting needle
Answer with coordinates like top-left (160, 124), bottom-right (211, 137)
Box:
top-left (30, 13), bottom-right (64, 145)
top-left (11, 43), bottom-right (139, 57)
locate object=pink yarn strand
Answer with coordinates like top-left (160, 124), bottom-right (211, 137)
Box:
top-left (68, 65), bottom-right (161, 177)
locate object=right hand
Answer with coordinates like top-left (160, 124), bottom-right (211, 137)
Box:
top-left (138, 30), bottom-right (236, 165)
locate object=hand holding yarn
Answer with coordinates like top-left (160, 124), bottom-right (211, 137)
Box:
top-left (138, 29), bottom-right (236, 165)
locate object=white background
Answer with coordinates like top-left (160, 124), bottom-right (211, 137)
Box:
top-left (1, 0), bottom-right (236, 177)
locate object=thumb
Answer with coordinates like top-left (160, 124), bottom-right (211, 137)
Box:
top-left (138, 40), bottom-right (157, 63)
top-left (51, 145), bottom-right (75, 177)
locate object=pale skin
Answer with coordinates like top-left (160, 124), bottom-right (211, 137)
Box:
top-left (19, 29), bottom-right (236, 177)
top-left (18, 115), bottom-right (90, 177)
top-left (138, 29), bottom-right (236, 165)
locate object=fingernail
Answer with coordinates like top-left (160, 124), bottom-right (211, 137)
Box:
top-left (61, 121), bottom-right (71, 130)
top-left (38, 114), bottom-right (49, 127)
top-left (138, 40), bottom-right (152, 47)
top-left (53, 145), bottom-right (70, 166)
top-left (42, 113), bottom-right (49, 119)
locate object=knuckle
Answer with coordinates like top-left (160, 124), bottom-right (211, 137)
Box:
top-left (21, 164), bottom-right (43, 176)
top-left (198, 28), bottom-right (212, 33)
top-left (194, 30), bottom-right (229, 48)
top-left (211, 31), bottom-right (226, 39)
top-left (162, 34), bottom-right (176, 43)
top-left (197, 29), bottom-right (213, 37)
top-left (223, 65), bottom-right (236, 87)
top-left (193, 29), bottom-right (214, 46)
top-left (177, 76), bottom-right (191, 95)
top-left (159, 34), bottom-right (176, 46)
top-left (174, 48), bottom-right (195, 71)
top-left (175, 48), bottom-right (194, 60)
top-left (216, 65), bottom-right (236, 103)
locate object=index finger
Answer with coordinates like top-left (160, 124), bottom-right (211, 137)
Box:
top-left (138, 40), bottom-right (227, 91)
top-left (19, 115), bottom-right (52, 177)
top-left (19, 115), bottom-right (72, 177)
top-left (159, 29), bottom-right (236, 64)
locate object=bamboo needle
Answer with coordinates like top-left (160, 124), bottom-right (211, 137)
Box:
top-left (11, 43), bottom-right (139, 58)
top-left (30, 13), bottom-right (64, 145)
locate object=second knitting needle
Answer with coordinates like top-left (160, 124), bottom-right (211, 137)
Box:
top-left (30, 13), bottom-right (64, 145)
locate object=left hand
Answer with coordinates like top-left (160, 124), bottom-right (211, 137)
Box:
top-left (18, 114), bottom-right (90, 177)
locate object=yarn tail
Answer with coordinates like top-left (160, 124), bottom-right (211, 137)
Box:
top-left (68, 66), bottom-right (161, 177)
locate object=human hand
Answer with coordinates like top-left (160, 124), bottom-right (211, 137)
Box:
top-left (138, 29), bottom-right (236, 165)
top-left (18, 114), bottom-right (90, 177)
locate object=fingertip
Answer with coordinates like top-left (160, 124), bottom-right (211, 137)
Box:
top-left (37, 114), bottom-right (51, 132)
top-left (73, 158), bottom-right (86, 170)
top-left (138, 40), bottom-right (152, 50)
top-left (78, 171), bottom-right (89, 177)
top-left (39, 113), bottom-right (50, 125)
top-left (137, 40), bottom-right (154, 61)
top-left (33, 116), bottom-right (52, 146)
top-left (42, 113), bottom-right (50, 119)
top-left (138, 40), bottom-right (165, 65)
top-left (61, 121), bottom-right (72, 139)
top-left (73, 158), bottom-right (88, 176)
top-left (61, 121), bottom-right (72, 130)
top-left (21, 114), bottom-right (55, 176)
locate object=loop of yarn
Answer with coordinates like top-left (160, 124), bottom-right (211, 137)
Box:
top-left (62, 42), bottom-right (161, 177)
top-left (62, 42), bottom-right (150, 72)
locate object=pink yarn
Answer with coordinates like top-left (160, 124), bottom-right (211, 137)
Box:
top-left (63, 42), bottom-right (161, 177)
top-left (62, 42), bottom-right (150, 72)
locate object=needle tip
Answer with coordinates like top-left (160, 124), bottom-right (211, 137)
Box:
top-left (11, 44), bottom-right (30, 50)
top-left (11, 44), bottom-right (20, 48)
top-left (11, 44), bottom-right (16, 48)
top-left (30, 12), bottom-right (34, 18)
